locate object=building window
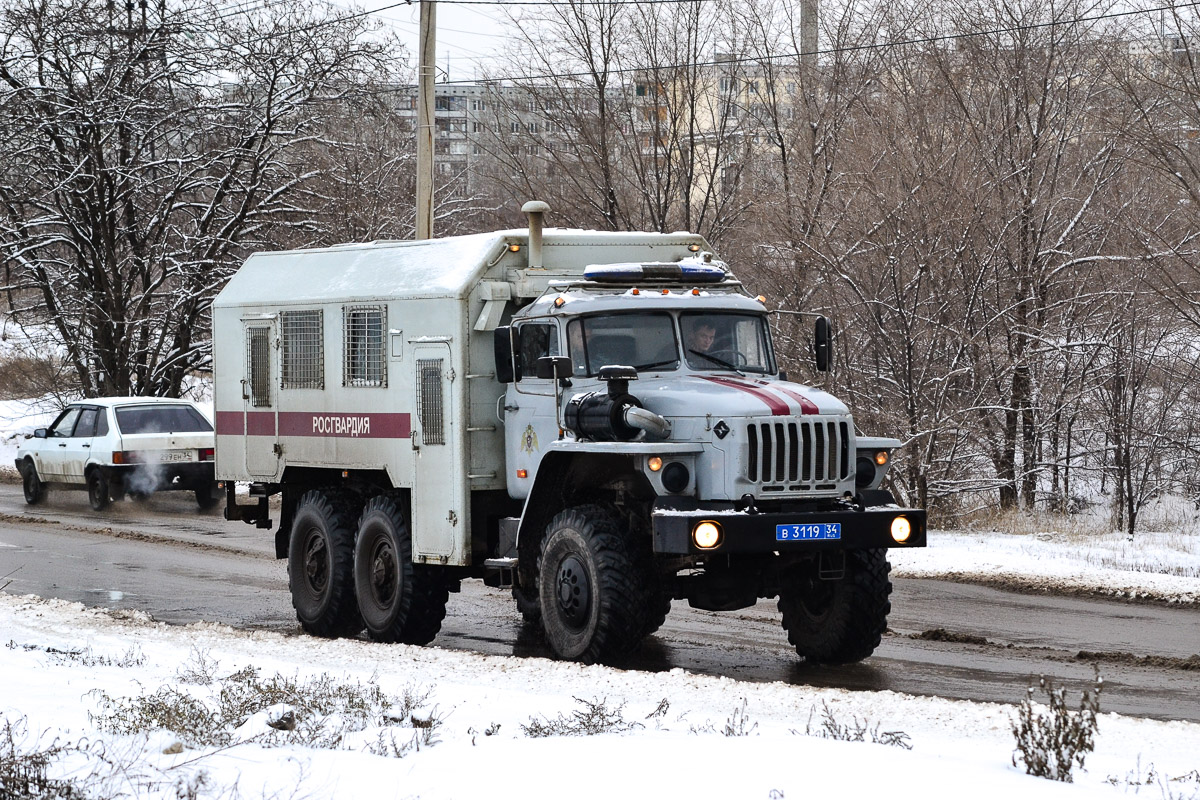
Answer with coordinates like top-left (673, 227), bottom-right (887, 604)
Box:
top-left (343, 305), bottom-right (387, 387)
top-left (281, 310), bottom-right (323, 389)
top-left (636, 83), bottom-right (647, 96)
top-left (511, 121), bottom-right (520, 134)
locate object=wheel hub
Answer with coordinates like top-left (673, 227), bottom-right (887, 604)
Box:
top-left (304, 532), bottom-right (329, 592)
top-left (369, 538), bottom-right (397, 606)
top-left (555, 554), bottom-right (591, 629)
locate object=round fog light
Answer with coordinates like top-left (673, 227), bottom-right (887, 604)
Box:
top-left (692, 521), bottom-right (722, 549)
top-left (648, 456), bottom-right (663, 472)
top-left (890, 516), bottom-right (912, 543)
top-left (661, 461), bottom-right (690, 493)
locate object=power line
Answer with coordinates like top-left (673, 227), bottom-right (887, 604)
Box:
top-left (436, 0), bottom-right (1200, 85)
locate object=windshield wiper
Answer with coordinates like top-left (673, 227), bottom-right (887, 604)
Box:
top-left (633, 358), bottom-right (679, 372)
top-left (689, 349), bottom-right (744, 376)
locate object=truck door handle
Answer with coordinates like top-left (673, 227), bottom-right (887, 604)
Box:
top-left (58, 443), bottom-right (66, 447)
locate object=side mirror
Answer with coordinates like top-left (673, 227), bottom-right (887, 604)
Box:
top-left (493, 326), bottom-right (519, 383)
top-left (536, 355), bottom-right (573, 380)
top-left (33, 428), bottom-right (47, 439)
top-left (814, 316), bottom-right (832, 372)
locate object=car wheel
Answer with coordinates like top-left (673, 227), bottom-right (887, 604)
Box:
top-left (22, 462), bottom-right (45, 505)
top-left (87, 470), bottom-right (111, 511)
top-left (195, 483), bottom-right (219, 511)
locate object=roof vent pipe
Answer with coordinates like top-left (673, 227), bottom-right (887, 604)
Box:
top-left (522, 200), bottom-right (550, 268)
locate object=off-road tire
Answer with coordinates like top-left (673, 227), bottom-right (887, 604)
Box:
top-left (640, 589), bottom-right (672, 638)
top-left (353, 495), bottom-right (448, 645)
top-left (21, 462), bottom-right (45, 505)
top-left (778, 548), bottom-right (892, 664)
top-left (538, 504), bottom-right (649, 664)
top-left (87, 469), bottom-right (110, 511)
top-left (288, 490), bottom-right (363, 638)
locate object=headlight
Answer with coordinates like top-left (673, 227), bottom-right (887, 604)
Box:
top-left (692, 520), bottom-right (722, 549)
top-left (890, 516), bottom-right (912, 543)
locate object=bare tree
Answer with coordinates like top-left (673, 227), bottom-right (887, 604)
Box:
top-left (0, 0), bottom-right (398, 397)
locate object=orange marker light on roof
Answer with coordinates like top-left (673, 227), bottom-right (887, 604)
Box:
top-left (632, 288), bottom-right (640, 295)
top-left (554, 296), bottom-right (566, 308)
top-left (756, 295), bottom-right (766, 303)
top-left (688, 244), bottom-right (701, 252)
top-left (692, 288), bottom-right (700, 296)
top-left (662, 288), bottom-right (670, 295)
top-left (508, 244), bottom-right (521, 252)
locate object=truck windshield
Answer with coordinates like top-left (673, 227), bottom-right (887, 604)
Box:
top-left (680, 312), bottom-right (774, 373)
top-left (568, 313), bottom-right (679, 376)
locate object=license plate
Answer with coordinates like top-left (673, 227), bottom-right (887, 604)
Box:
top-left (160, 451), bottom-right (194, 463)
top-left (776, 523), bottom-right (842, 541)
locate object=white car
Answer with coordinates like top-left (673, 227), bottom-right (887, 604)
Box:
top-left (15, 398), bottom-right (217, 512)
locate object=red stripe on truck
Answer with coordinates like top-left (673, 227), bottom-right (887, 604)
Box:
top-left (699, 376), bottom-right (790, 416)
top-left (278, 412), bottom-right (411, 439)
top-left (215, 411), bottom-right (244, 436)
top-left (215, 411), bottom-right (410, 438)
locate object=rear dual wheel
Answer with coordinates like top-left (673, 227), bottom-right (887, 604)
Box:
top-left (288, 490), bottom-right (363, 638)
top-left (353, 496), bottom-right (447, 645)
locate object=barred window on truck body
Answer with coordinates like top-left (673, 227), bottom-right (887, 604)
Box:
top-left (417, 358), bottom-right (445, 445)
top-left (344, 305), bottom-right (387, 387)
top-left (281, 310), bottom-right (323, 389)
top-left (246, 326), bottom-right (272, 407)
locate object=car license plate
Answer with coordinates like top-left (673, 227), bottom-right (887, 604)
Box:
top-left (161, 451), bottom-right (194, 463)
top-left (776, 523), bottom-right (842, 541)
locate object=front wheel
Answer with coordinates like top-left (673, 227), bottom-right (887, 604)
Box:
top-left (538, 505), bottom-right (649, 664)
top-left (778, 548), bottom-right (892, 664)
top-left (22, 462), bottom-right (45, 505)
top-left (353, 495), bottom-right (447, 645)
top-left (87, 470), bottom-right (110, 511)
top-left (288, 490), bottom-right (363, 638)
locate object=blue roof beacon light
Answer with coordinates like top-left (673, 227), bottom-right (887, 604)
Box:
top-left (584, 261), bottom-right (727, 284)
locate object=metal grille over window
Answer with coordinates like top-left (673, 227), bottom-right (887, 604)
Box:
top-left (745, 418), bottom-right (850, 491)
top-left (281, 310), bottom-right (323, 389)
top-left (247, 327), bottom-right (271, 407)
top-left (344, 305), bottom-right (387, 387)
top-left (417, 359), bottom-right (445, 445)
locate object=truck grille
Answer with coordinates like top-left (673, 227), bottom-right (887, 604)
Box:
top-left (745, 418), bottom-right (851, 492)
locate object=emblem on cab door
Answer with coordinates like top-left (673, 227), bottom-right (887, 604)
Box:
top-left (520, 424), bottom-right (539, 454)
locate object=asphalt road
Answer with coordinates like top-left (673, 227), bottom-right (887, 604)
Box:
top-left (2, 482), bottom-right (1198, 722)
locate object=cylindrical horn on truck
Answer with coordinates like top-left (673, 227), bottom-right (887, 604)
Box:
top-left (522, 200), bottom-right (550, 268)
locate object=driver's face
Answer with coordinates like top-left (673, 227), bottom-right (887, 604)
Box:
top-left (694, 326), bottom-right (716, 351)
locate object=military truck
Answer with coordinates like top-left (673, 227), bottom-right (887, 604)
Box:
top-left (213, 202), bottom-right (925, 664)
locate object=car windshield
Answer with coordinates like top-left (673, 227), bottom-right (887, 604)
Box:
top-left (680, 312), bottom-right (775, 373)
top-left (115, 405), bottom-right (213, 434)
top-left (567, 313), bottom-right (679, 376)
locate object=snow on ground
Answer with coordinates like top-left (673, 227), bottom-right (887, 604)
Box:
top-left (891, 526), bottom-right (1200, 605)
top-left (2, 592), bottom-right (1198, 800)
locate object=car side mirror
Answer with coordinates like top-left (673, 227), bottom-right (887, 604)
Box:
top-left (33, 428), bottom-right (47, 439)
top-left (493, 326), bottom-right (519, 383)
top-left (536, 356), bottom-right (573, 381)
top-left (814, 316), bottom-right (832, 372)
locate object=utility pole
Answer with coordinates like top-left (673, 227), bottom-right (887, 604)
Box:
top-left (800, 0), bottom-right (817, 72)
top-left (416, 0), bottom-right (436, 240)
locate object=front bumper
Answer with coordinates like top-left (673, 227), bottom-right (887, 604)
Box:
top-left (651, 497), bottom-right (926, 555)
